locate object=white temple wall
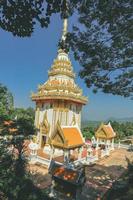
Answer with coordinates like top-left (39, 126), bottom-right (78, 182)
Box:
top-left (68, 109), bottom-right (73, 125)
top-left (35, 103), bottom-right (43, 128)
top-left (34, 107), bottom-right (39, 127)
top-left (35, 101), bottom-right (82, 141)
top-left (39, 108), bottom-right (44, 123)
top-left (76, 111), bottom-right (81, 128)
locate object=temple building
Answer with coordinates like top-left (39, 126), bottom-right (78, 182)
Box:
top-left (95, 122), bottom-right (116, 151)
top-left (31, 18), bottom-right (87, 154)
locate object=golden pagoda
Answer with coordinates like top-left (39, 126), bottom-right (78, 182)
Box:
top-left (31, 18), bottom-right (88, 150)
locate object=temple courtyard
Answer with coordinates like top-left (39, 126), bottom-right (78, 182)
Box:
top-left (29, 148), bottom-right (133, 199)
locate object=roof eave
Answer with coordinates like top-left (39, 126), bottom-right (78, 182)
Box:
top-left (31, 95), bottom-right (88, 105)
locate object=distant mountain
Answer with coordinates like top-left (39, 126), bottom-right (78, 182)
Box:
top-left (81, 120), bottom-right (101, 128)
top-left (105, 117), bottom-right (133, 123)
top-left (81, 117), bottom-right (133, 128)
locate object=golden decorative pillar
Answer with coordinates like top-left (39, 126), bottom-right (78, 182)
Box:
top-left (35, 106), bottom-right (40, 129)
top-left (71, 113), bottom-right (76, 126)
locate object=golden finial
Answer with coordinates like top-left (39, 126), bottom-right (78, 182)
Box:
top-left (61, 18), bottom-right (68, 41)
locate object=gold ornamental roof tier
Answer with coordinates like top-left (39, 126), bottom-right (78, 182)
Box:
top-left (31, 91), bottom-right (88, 105)
top-left (48, 57), bottom-right (75, 78)
top-left (31, 17), bottom-right (88, 106)
top-left (50, 122), bottom-right (85, 149)
top-left (38, 79), bottom-right (82, 93)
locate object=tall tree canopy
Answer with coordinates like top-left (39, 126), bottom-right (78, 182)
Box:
top-left (0, 0), bottom-right (77, 36)
top-left (70, 0), bottom-right (133, 98)
top-left (0, 83), bottom-right (14, 122)
top-left (0, 91), bottom-right (52, 199)
top-left (0, 0), bottom-right (133, 98)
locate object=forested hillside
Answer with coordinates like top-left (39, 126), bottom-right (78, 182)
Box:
top-left (82, 120), bottom-right (133, 140)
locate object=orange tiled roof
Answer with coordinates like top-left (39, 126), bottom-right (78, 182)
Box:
top-left (51, 125), bottom-right (84, 149)
top-left (95, 123), bottom-right (116, 139)
top-left (103, 126), bottom-right (115, 137)
top-left (62, 127), bottom-right (84, 148)
top-left (4, 120), bottom-right (14, 126)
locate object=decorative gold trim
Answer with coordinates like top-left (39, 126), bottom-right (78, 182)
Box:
top-left (52, 59), bottom-right (72, 70)
top-left (71, 113), bottom-right (76, 126)
top-left (32, 92), bottom-right (88, 105)
top-left (48, 70), bottom-right (75, 78)
top-left (51, 120), bottom-right (65, 143)
top-left (95, 123), bottom-right (116, 139)
top-left (40, 80), bottom-right (82, 94)
top-left (40, 111), bottom-right (50, 134)
top-left (51, 142), bottom-right (83, 150)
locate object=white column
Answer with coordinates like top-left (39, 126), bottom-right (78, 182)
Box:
top-left (87, 145), bottom-right (92, 157)
top-left (38, 131), bottom-right (42, 149)
top-left (96, 138), bottom-right (99, 150)
top-left (118, 139), bottom-right (121, 148)
top-left (78, 147), bottom-right (82, 160)
top-left (105, 140), bottom-right (110, 156)
top-left (111, 138), bottom-right (114, 150)
top-left (50, 147), bottom-right (55, 161)
top-left (64, 149), bottom-right (69, 165)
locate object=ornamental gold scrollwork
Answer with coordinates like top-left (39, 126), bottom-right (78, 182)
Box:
top-left (71, 113), bottom-right (76, 126)
top-left (40, 111), bottom-right (50, 134)
top-left (48, 70), bottom-right (75, 78)
top-left (31, 92), bottom-right (88, 104)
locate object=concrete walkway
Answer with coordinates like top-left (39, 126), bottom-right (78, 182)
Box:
top-left (81, 148), bottom-right (133, 200)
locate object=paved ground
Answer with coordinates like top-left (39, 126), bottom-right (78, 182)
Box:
top-left (28, 148), bottom-right (133, 199)
top-left (28, 163), bottom-right (51, 189)
top-left (81, 148), bottom-right (133, 200)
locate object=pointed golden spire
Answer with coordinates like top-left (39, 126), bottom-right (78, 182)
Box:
top-left (58, 15), bottom-right (69, 54)
top-left (61, 18), bottom-right (68, 41)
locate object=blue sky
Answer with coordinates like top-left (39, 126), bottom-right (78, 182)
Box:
top-left (0, 15), bottom-right (133, 121)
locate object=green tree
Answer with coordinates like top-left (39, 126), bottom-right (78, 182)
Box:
top-left (11, 107), bottom-right (34, 119)
top-left (0, 0), bottom-right (77, 36)
top-left (0, 116), bottom-right (50, 200)
top-left (0, 134), bottom-right (52, 200)
top-left (69, 0), bottom-right (133, 98)
top-left (82, 126), bottom-right (95, 140)
top-left (0, 83), bottom-right (14, 123)
top-left (0, 118), bottom-right (31, 199)
top-left (0, 85), bottom-right (48, 200)
top-left (0, 137), bottom-right (47, 200)
top-left (110, 120), bottom-right (133, 140)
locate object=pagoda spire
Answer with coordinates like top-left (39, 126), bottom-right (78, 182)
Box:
top-left (58, 17), bottom-right (69, 53)
top-left (61, 18), bottom-right (68, 42)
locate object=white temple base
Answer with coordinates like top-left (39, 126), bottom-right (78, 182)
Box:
top-left (43, 144), bottom-right (51, 154)
top-left (43, 144), bottom-right (63, 157)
